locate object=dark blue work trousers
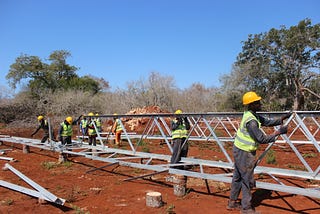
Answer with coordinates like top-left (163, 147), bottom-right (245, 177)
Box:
top-left (229, 145), bottom-right (256, 210)
top-left (170, 137), bottom-right (188, 169)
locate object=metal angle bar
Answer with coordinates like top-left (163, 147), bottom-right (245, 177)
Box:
top-left (118, 119), bottom-right (135, 152)
top-left (282, 134), bottom-right (313, 172)
top-left (310, 117), bottom-right (320, 138)
top-left (167, 169), bottom-right (320, 199)
top-left (203, 118), bottom-right (233, 163)
top-left (226, 116), bottom-right (239, 137)
top-left (0, 156), bottom-right (14, 161)
top-left (257, 181), bottom-right (320, 199)
top-left (124, 169), bottom-right (168, 181)
top-left (267, 173), bottom-right (285, 185)
top-left (4, 163), bottom-right (65, 205)
top-left (145, 157), bottom-right (153, 165)
top-left (115, 156), bottom-right (148, 160)
top-left (254, 166), bottom-right (320, 180)
top-left (153, 117), bottom-right (173, 153)
top-left (188, 117), bottom-right (202, 137)
top-left (93, 121), bottom-right (105, 147)
top-left (313, 165), bottom-right (320, 177)
top-left (159, 117), bottom-right (172, 136)
top-left (0, 180), bottom-right (43, 198)
top-left (144, 116), bottom-right (157, 137)
top-left (295, 114), bottom-right (320, 152)
top-left (217, 117), bottom-right (233, 138)
top-left (86, 162), bottom-right (119, 174)
top-left (288, 116), bottom-right (302, 139)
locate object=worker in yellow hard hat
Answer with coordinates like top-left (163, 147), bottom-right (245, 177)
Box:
top-left (228, 91), bottom-right (292, 213)
top-left (79, 114), bottom-right (89, 142)
top-left (58, 114), bottom-right (82, 145)
top-left (112, 113), bottom-right (123, 146)
top-left (86, 112), bottom-right (98, 147)
top-left (94, 113), bottom-right (102, 132)
top-left (170, 109), bottom-right (190, 169)
top-left (31, 115), bottom-right (56, 143)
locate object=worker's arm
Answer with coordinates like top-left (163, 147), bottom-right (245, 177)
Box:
top-left (31, 126), bottom-right (41, 137)
top-left (256, 111), bottom-right (292, 127)
top-left (72, 115), bottom-right (83, 125)
top-left (171, 119), bottom-right (181, 130)
top-left (247, 120), bottom-right (280, 144)
top-left (184, 117), bottom-right (190, 130)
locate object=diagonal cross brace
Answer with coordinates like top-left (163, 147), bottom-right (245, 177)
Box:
top-left (2, 163), bottom-right (65, 205)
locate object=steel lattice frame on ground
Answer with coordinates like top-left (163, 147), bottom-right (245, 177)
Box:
top-left (0, 111), bottom-right (319, 199)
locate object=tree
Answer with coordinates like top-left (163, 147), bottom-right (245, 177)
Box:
top-left (225, 19), bottom-right (320, 110)
top-left (118, 71), bottom-right (177, 112)
top-left (6, 50), bottom-right (103, 96)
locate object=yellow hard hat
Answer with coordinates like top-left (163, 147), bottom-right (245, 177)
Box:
top-left (37, 115), bottom-right (44, 121)
top-left (95, 113), bottom-right (99, 116)
top-left (66, 116), bottom-right (73, 124)
top-left (88, 112), bottom-right (94, 116)
top-left (242, 91), bottom-right (262, 105)
top-left (175, 109), bottom-right (182, 114)
top-left (113, 113), bottom-right (118, 115)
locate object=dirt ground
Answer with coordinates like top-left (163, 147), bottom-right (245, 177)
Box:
top-left (0, 127), bottom-right (320, 214)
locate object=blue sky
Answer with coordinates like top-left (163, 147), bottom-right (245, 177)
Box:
top-left (1, 0), bottom-right (319, 92)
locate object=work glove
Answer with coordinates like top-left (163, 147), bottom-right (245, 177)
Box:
top-left (31, 134), bottom-right (34, 137)
top-left (278, 125), bottom-right (288, 135)
top-left (281, 111), bottom-right (292, 122)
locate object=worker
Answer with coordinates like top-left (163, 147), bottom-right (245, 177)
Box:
top-left (58, 115), bottom-right (82, 145)
top-left (227, 91), bottom-right (291, 214)
top-left (31, 115), bottom-right (56, 143)
top-left (95, 113), bottom-right (102, 132)
top-left (170, 109), bottom-right (190, 169)
top-left (87, 112), bottom-right (97, 146)
top-left (112, 113), bottom-right (123, 146)
top-left (79, 115), bottom-right (88, 141)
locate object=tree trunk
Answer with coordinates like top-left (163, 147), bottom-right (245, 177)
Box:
top-left (293, 79), bottom-right (305, 110)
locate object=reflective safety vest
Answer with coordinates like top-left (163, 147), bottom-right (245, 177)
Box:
top-left (115, 119), bottom-right (122, 132)
top-left (60, 122), bottom-right (73, 137)
top-left (234, 111), bottom-right (261, 152)
top-left (80, 119), bottom-right (88, 128)
top-left (88, 121), bottom-right (97, 136)
top-left (95, 118), bottom-right (101, 129)
top-left (172, 119), bottom-right (188, 139)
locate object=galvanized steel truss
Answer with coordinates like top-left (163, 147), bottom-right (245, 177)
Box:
top-left (0, 111), bottom-right (319, 199)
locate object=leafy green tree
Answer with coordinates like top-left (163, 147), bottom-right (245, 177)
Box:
top-left (223, 19), bottom-right (320, 110)
top-left (6, 50), bottom-right (103, 96)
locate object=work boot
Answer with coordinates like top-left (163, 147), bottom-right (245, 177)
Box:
top-left (226, 200), bottom-right (241, 210)
top-left (240, 208), bottom-right (261, 214)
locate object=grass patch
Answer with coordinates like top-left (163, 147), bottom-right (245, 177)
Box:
top-left (41, 161), bottom-right (58, 170)
top-left (302, 153), bottom-right (317, 158)
top-left (287, 164), bottom-right (306, 171)
top-left (70, 204), bottom-right (90, 214)
top-left (266, 149), bottom-right (277, 164)
top-left (166, 204), bottom-right (175, 214)
top-left (62, 160), bottom-right (73, 167)
top-left (1, 198), bottom-right (14, 206)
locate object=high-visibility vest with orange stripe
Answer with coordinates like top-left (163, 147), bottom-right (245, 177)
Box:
top-left (115, 119), bottom-right (122, 131)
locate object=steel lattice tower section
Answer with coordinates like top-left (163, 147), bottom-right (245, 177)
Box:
top-left (0, 111), bottom-right (319, 199)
